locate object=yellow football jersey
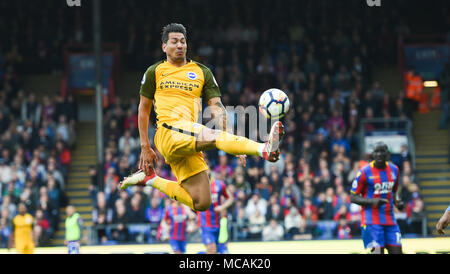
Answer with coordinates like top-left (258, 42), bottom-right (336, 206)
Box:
top-left (139, 60), bottom-right (221, 128)
top-left (13, 213), bottom-right (34, 243)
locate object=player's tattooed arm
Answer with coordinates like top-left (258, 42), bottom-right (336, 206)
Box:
top-left (350, 193), bottom-right (388, 208)
top-left (208, 97), bottom-right (227, 131)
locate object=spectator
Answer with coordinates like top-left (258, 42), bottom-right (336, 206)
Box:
top-left (46, 158), bottom-right (65, 191)
top-left (88, 165), bottom-right (99, 205)
top-left (301, 198), bottom-right (319, 222)
top-left (46, 175), bottom-right (60, 211)
top-left (55, 141), bottom-right (70, 180)
top-left (333, 204), bottom-right (351, 222)
top-left (266, 203), bottom-right (284, 224)
top-left (334, 216), bottom-right (352, 239)
top-left (0, 217), bottom-right (11, 248)
top-left (146, 197), bottom-right (164, 226)
top-left (1, 195), bottom-right (17, 218)
top-left (280, 176), bottom-right (301, 207)
top-left (262, 218), bottom-right (284, 241)
top-left (214, 152), bottom-right (233, 178)
top-left (330, 130), bottom-right (350, 155)
top-left (33, 208), bottom-right (50, 246)
top-left (408, 198), bottom-right (425, 235)
top-left (255, 176), bottom-right (272, 201)
top-left (233, 173), bottom-right (252, 201)
top-left (118, 129), bottom-right (137, 154)
top-left (55, 115), bottom-right (69, 144)
top-left (234, 207), bottom-right (249, 240)
top-left (320, 187), bottom-right (336, 220)
top-left (111, 199), bottom-right (129, 243)
top-left (247, 208), bottom-right (265, 240)
top-left (326, 109), bottom-right (346, 135)
top-left (284, 207), bottom-right (307, 240)
top-left (128, 194), bottom-right (146, 223)
top-left (245, 192), bottom-right (267, 218)
top-left (104, 167), bottom-right (120, 199)
top-left (107, 178), bottom-right (121, 210)
top-left (21, 92), bottom-right (41, 126)
top-left (92, 192), bottom-right (113, 225)
top-left (297, 162), bottom-right (315, 185)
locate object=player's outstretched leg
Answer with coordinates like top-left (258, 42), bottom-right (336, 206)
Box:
top-left (262, 121), bottom-right (285, 162)
top-left (119, 168), bottom-right (195, 211)
top-left (212, 121), bottom-right (285, 162)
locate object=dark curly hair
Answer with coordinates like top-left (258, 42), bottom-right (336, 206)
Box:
top-left (161, 23), bottom-right (187, 43)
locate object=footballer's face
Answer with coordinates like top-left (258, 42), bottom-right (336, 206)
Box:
top-left (372, 143), bottom-right (389, 167)
top-left (163, 32), bottom-right (187, 64)
top-left (18, 204), bottom-right (26, 215)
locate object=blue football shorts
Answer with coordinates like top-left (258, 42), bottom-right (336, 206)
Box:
top-left (362, 224), bottom-right (402, 249)
top-left (169, 239), bottom-right (187, 253)
top-left (200, 227), bottom-right (220, 246)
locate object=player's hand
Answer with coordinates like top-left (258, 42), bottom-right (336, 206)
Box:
top-left (237, 155), bottom-right (247, 167)
top-left (436, 212), bottom-right (450, 235)
top-left (371, 198), bottom-right (389, 208)
top-left (139, 145), bottom-right (157, 176)
top-left (395, 199), bottom-right (405, 211)
top-left (214, 205), bottom-right (224, 212)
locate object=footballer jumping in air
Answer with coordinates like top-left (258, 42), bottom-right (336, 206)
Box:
top-left (350, 141), bottom-right (404, 254)
top-left (119, 23), bottom-right (284, 212)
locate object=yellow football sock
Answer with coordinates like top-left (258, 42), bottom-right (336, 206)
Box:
top-left (215, 131), bottom-right (264, 156)
top-left (150, 176), bottom-right (195, 211)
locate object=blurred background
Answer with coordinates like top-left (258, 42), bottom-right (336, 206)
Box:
top-left (0, 0), bottom-right (448, 250)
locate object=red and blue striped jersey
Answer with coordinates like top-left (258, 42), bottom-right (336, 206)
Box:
top-left (350, 161), bottom-right (400, 226)
top-left (164, 204), bottom-right (188, 241)
top-left (197, 178), bottom-right (230, 228)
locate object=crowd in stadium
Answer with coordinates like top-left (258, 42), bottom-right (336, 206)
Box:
top-left (0, 0), bottom-right (434, 247)
top-left (0, 54), bottom-right (78, 247)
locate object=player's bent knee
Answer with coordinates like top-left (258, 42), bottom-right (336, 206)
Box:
top-left (194, 199), bottom-right (212, 211)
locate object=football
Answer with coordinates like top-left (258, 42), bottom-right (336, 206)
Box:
top-left (258, 88), bottom-right (290, 119)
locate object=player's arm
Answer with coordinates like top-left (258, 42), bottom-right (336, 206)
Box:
top-left (350, 170), bottom-right (388, 208)
top-left (138, 95), bottom-right (153, 148)
top-left (161, 208), bottom-right (170, 228)
top-left (203, 66), bottom-right (246, 165)
top-left (138, 95), bottom-right (157, 175)
top-left (214, 185), bottom-right (234, 212)
top-left (208, 97), bottom-right (227, 131)
top-left (436, 206), bottom-right (450, 235)
top-left (201, 65), bottom-right (225, 131)
top-left (139, 65), bottom-right (158, 175)
top-left (214, 195), bottom-right (234, 213)
top-left (392, 167), bottom-right (404, 210)
top-left (350, 194), bottom-right (388, 207)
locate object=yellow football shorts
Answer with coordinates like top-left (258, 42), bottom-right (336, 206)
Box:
top-left (16, 241), bottom-right (35, 254)
top-left (154, 120), bottom-right (209, 183)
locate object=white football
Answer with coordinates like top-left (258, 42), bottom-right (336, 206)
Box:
top-left (258, 88), bottom-right (290, 119)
